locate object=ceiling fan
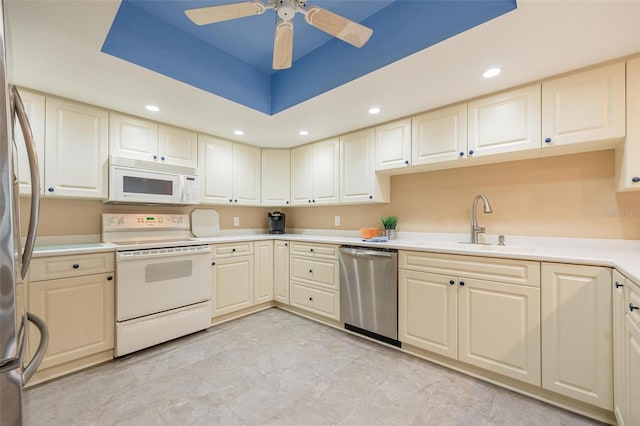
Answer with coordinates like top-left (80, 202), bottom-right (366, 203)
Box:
top-left (184, 0), bottom-right (373, 70)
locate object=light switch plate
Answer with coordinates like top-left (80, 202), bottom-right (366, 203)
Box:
top-left (233, 217), bottom-right (240, 227)
top-left (334, 215), bottom-right (340, 226)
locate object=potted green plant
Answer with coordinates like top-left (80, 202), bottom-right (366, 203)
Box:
top-left (381, 216), bottom-right (398, 240)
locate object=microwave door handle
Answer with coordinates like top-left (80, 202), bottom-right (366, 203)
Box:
top-left (12, 87), bottom-right (41, 279)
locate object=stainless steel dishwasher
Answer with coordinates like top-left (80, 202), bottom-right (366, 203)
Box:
top-left (339, 246), bottom-right (399, 346)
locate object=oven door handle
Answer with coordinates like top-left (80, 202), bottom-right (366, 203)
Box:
top-left (116, 246), bottom-right (211, 261)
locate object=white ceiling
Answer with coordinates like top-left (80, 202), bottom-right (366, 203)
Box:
top-left (4, 0), bottom-right (640, 149)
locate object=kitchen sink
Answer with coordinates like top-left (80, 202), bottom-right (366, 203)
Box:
top-left (410, 241), bottom-right (536, 253)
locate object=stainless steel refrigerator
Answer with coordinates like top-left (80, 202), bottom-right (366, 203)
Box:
top-left (1, 1), bottom-right (48, 424)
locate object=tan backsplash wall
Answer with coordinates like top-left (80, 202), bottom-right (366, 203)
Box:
top-left (286, 150), bottom-right (640, 240)
top-left (20, 198), bottom-right (274, 236)
top-left (21, 150), bottom-right (640, 239)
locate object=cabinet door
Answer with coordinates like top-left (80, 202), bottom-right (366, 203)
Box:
top-left (29, 273), bottom-right (114, 371)
top-left (291, 144), bottom-right (313, 206)
top-left (467, 84), bottom-right (541, 157)
top-left (623, 315), bottom-right (640, 426)
top-left (274, 240), bottom-right (290, 304)
top-left (542, 61), bottom-right (625, 148)
top-left (45, 98), bottom-right (108, 198)
top-left (14, 89), bottom-right (45, 195)
top-left (458, 278), bottom-right (540, 386)
top-left (261, 149), bottom-right (291, 206)
top-left (254, 241), bottom-right (274, 304)
top-left (541, 263), bottom-right (612, 409)
top-left (616, 58), bottom-right (640, 191)
top-left (375, 118), bottom-right (411, 170)
top-left (613, 271), bottom-right (626, 424)
top-left (233, 143), bottom-right (261, 205)
top-left (398, 269), bottom-right (457, 359)
top-left (198, 135), bottom-right (233, 204)
top-left (312, 137), bottom-right (339, 204)
top-left (412, 104), bottom-right (467, 165)
top-left (108, 113), bottom-right (158, 162)
top-left (340, 128), bottom-right (377, 203)
top-left (212, 256), bottom-right (254, 317)
top-left (158, 124), bottom-right (198, 168)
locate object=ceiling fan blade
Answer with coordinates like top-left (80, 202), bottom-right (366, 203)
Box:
top-left (273, 20), bottom-right (293, 70)
top-left (304, 7), bottom-right (372, 48)
top-left (185, 1), bottom-right (266, 25)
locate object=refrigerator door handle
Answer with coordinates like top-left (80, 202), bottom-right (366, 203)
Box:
top-left (21, 312), bottom-right (48, 384)
top-left (12, 87), bottom-right (41, 279)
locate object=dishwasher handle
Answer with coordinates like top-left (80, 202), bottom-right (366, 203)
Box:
top-left (340, 247), bottom-right (396, 258)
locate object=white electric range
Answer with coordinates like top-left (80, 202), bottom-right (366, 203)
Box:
top-left (102, 214), bottom-right (211, 357)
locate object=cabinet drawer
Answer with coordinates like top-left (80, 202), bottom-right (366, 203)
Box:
top-left (30, 252), bottom-right (114, 282)
top-left (399, 251), bottom-right (540, 287)
top-left (211, 242), bottom-right (254, 258)
top-left (290, 257), bottom-right (338, 290)
top-left (291, 281), bottom-right (339, 320)
top-left (627, 280), bottom-right (640, 329)
top-left (290, 242), bottom-right (338, 260)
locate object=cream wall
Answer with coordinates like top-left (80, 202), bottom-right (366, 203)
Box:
top-left (287, 150), bottom-right (640, 240)
top-left (21, 150), bottom-right (640, 240)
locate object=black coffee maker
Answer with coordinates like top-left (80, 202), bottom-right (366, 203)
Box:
top-left (268, 211), bottom-right (286, 234)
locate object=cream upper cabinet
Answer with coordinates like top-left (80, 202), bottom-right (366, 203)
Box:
top-left (541, 263), bottom-right (613, 410)
top-left (110, 113), bottom-right (197, 168)
top-left (291, 138), bottom-right (339, 206)
top-left (467, 84), bottom-right (541, 157)
top-left (412, 104), bottom-right (467, 165)
top-left (261, 149), bottom-right (291, 206)
top-left (198, 137), bottom-right (260, 205)
top-left (274, 240), bottom-right (290, 304)
top-left (254, 240), bottom-right (274, 304)
top-left (198, 135), bottom-right (233, 204)
top-left (542, 61), bottom-right (625, 149)
top-left (340, 128), bottom-right (390, 204)
top-left (399, 251), bottom-right (541, 386)
top-left (157, 124), bottom-right (198, 168)
top-left (233, 143), bottom-right (261, 205)
top-left (45, 98), bottom-right (108, 199)
top-left (616, 58), bottom-right (640, 192)
top-left (14, 89), bottom-right (45, 196)
top-left (375, 118), bottom-right (411, 170)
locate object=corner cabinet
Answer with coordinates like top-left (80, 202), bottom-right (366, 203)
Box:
top-left (261, 149), bottom-right (291, 206)
top-left (14, 88), bottom-right (45, 196)
top-left (291, 138), bottom-right (339, 206)
top-left (541, 263), bottom-right (613, 410)
top-left (616, 57), bottom-right (640, 191)
top-left (274, 240), bottom-right (290, 304)
top-left (45, 98), bottom-right (109, 199)
top-left (541, 61), bottom-right (625, 150)
top-left (375, 118), bottom-right (411, 171)
top-left (339, 128), bottom-right (390, 204)
top-left (27, 252), bottom-right (115, 384)
top-left (398, 251), bottom-right (541, 386)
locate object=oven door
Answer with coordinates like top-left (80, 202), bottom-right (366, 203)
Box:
top-left (115, 245), bottom-right (211, 321)
top-left (110, 166), bottom-right (181, 204)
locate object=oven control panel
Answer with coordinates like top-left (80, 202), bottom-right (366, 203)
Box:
top-left (102, 214), bottom-right (189, 231)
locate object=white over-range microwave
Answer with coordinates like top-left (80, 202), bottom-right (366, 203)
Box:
top-left (107, 156), bottom-right (200, 205)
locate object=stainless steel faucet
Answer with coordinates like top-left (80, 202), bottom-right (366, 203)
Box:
top-left (471, 194), bottom-right (492, 244)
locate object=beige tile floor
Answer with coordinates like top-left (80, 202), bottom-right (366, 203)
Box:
top-left (25, 308), bottom-right (602, 426)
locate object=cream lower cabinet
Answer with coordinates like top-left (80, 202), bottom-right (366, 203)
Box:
top-left (541, 263), bottom-right (612, 410)
top-left (254, 241), bottom-right (274, 304)
top-left (289, 242), bottom-right (339, 320)
top-left (27, 252), bottom-right (114, 382)
top-left (274, 240), bottom-right (290, 304)
top-left (399, 251), bottom-right (541, 386)
top-left (211, 242), bottom-right (254, 317)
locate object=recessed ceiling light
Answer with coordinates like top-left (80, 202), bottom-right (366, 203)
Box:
top-left (368, 107), bottom-right (381, 115)
top-left (234, 130), bottom-right (244, 136)
top-left (299, 130), bottom-right (309, 136)
top-left (482, 67), bottom-right (501, 78)
top-left (145, 105), bottom-right (160, 112)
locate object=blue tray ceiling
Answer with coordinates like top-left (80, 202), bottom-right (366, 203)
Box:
top-left (102, 0), bottom-right (517, 115)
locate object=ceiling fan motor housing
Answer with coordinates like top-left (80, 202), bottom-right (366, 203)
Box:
top-left (274, 0), bottom-right (306, 21)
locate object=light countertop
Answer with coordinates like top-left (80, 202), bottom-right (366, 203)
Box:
top-left (33, 233), bottom-right (640, 285)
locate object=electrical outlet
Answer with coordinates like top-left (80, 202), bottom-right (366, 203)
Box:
top-left (233, 217), bottom-right (240, 227)
top-left (334, 215), bottom-right (340, 226)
